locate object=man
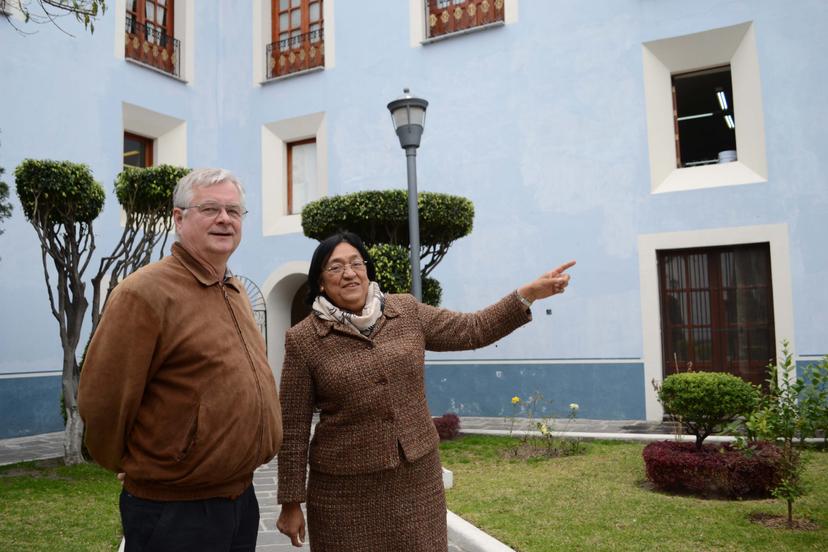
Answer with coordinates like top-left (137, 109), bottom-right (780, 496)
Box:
top-left (79, 168), bottom-right (282, 551)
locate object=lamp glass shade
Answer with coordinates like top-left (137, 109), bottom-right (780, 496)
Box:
top-left (391, 104), bottom-right (427, 130)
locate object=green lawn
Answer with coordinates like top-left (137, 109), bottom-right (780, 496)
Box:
top-left (0, 458), bottom-right (122, 552)
top-left (440, 435), bottom-right (828, 552)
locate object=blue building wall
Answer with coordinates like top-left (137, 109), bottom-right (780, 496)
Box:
top-left (0, 376), bottom-right (63, 439)
top-left (425, 362), bottom-right (645, 420)
top-left (1, 1), bottom-right (827, 435)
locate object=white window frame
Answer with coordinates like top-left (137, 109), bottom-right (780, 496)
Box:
top-left (253, 0), bottom-right (336, 84)
top-left (114, 0), bottom-right (194, 83)
top-left (642, 22), bottom-right (767, 194)
top-left (261, 112), bottom-right (327, 236)
top-left (638, 224), bottom-right (794, 421)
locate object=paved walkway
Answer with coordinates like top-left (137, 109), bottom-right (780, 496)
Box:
top-left (0, 417), bottom-right (683, 551)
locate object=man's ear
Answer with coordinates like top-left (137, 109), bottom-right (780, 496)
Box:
top-left (172, 208), bottom-right (183, 228)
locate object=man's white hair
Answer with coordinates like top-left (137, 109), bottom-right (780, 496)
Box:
top-left (173, 168), bottom-right (246, 210)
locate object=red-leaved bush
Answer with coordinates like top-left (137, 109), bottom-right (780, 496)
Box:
top-left (433, 413), bottom-right (461, 441)
top-left (643, 440), bottom-right (784, 498)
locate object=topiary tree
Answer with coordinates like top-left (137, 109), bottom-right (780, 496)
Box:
top-left (302, 190), bottom-right (473, 306)
top-left (368, 243), bottom-right (442, 306)
top-left (14, 159), bottom-right (105, 465)
top-left (90, 165), bottom-right (190, 333)
top-left (657, 371), bottom-right (760, 450)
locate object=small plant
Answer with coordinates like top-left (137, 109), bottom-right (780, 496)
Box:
top-left (746, 341), bottom-right (813, 528)
top-left (658, 371), bottom-right (760, 450)
top-left (433, 412), bottom-right (461, 441)
top-left (506, 393), bottom-right (583, 458)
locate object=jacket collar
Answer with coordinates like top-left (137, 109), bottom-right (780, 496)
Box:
top-left (311, 293), bottom-right (400, 338)
top-left (171, 242), bottom-right (240, 292)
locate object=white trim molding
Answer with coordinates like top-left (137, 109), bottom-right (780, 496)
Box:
top-left (122, 102), bottom-right (187, 167)
top-left (114, 0), bottom-right (194, 82)
top-left (254, 0), bottom-right (335, 84)
top-left (261, 261), bottom-right (311, 384)
top-left (638, 223), bottom-right (794, 420)
top-left (261, 112), bottom-right (327, 236)
top-left (642, 22), bottom-right (767, 193)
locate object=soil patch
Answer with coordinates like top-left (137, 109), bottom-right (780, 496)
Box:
top-left (748, 512), bottom-right (820, 531)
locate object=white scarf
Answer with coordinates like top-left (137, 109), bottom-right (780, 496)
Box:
top-left (312, 281), bottom-right (385, 336)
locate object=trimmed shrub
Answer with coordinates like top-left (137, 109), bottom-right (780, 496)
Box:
top-left (643, 440), bottom-right (784, 498)
top-left (368, 243), bottom-right (442, 306)
top-left (301, 190), bottom-right (474, 247)
top-left (433, 413), bottom-right (461, 441)
top-left (114, 164), bottom-right (190, 215)
top-left (658, 371), bottom-right (760, 449)
top-left (15, 159), bottom-right (105, 225)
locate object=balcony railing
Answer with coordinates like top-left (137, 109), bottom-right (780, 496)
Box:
top-left (426, 0), bottom-right (505, 39)
top-left (125, 13), bottom-right (181, 78)
top-left (266, 27), bottom-right (324, 80)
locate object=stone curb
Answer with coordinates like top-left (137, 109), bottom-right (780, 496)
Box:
top-left (447, 511), bottom-right (515, 552)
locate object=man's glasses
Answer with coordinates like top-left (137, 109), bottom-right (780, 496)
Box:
top-left (324, 260), bottom-right (368, 275)
top-left (181, 202), bottom-right (248, 220)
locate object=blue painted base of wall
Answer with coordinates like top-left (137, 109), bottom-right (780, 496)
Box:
top-left (0, 375), bottom-right (64, 439)
top-left (424, 362), bottom-right (646, 420)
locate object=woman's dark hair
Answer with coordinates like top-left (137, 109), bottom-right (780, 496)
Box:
top-left (306, 232), bottom-right (376, 305)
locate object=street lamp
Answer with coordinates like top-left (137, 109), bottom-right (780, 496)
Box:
top-left (387, 88), bottom-right (428, 301)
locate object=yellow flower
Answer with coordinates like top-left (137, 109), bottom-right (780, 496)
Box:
top-left (537, 422), bottom-right (549, 435)
top-left (511, 396), bottom-right (521, 405)
top-left (569, 403), bottom-right (580, 412)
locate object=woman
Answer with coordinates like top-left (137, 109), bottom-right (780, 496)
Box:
top-left (276, 232), bottom-right (574, 551)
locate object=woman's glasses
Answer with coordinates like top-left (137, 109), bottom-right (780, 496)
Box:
top-left (324, 260), bottom-right (368, 275)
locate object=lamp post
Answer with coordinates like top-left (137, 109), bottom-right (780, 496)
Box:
top-left (387, 88), bottom-right (428, 301)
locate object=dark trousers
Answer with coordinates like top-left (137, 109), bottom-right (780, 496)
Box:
top-left (119, 485), bottom-right (260, 552)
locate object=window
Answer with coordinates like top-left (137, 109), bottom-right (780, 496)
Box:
top-left (657, 243), bottom-right (775, 387)
top-left (641, 22), bottom-right (767, 193)
top-left (268, 0), bottom-right (324, 79)
top-left (672, 65), bottom-right (736, 168)
top-left (261, 112), bottom-right (326, 235)
top-left (125, 0), bottom-right (180, 77)
top-left (122, 102), bottom-right (187, 167)
top-left (286, 138), bottom-right (318, 215)
top-left (123, 132), bottom-right (154, 168)
top-left (425, 0), bottom-right (504, 40)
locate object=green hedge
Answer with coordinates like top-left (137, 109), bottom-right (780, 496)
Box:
top-left (15, 159), bottom-right (104, 225)
top-left (302, 190), bottom-right (474, 247)
top-left (658, 371), bottom-right (760, 449)
top-left (115, 165), bottom-right (190, 215)
top-left (368, 243), bottom-right (442, 306)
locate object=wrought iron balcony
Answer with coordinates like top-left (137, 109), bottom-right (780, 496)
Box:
top-left (266, 27), bottom-right (324, 80)
top-left (426, 0), bottom-right (505, 39)
top-left (125, 13), bottom-right (181, 78)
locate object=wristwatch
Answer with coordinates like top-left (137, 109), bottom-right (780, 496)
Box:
top-left (516, 290), bottom-right (533, 309)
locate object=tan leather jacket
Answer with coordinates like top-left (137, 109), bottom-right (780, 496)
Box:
top-left (79, 243), bottom-right (282, 501)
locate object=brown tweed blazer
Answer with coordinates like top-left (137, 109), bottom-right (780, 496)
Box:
top-left (277, 291), bottom-right (531, 503)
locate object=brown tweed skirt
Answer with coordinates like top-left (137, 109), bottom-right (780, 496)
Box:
top-left (306, 447), bottom-right (447, 552)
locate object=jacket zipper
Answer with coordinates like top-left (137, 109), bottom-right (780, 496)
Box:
top-left (220, 282), bottom-right (265, 466)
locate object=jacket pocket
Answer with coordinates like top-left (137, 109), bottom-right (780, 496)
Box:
top-left (173, 406), bottom-right (199, 463)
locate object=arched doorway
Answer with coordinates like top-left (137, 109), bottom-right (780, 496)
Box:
top-left (291, 282), bottom-right (311, 326)
top-left (261, 261), bottom-right (311, 385)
